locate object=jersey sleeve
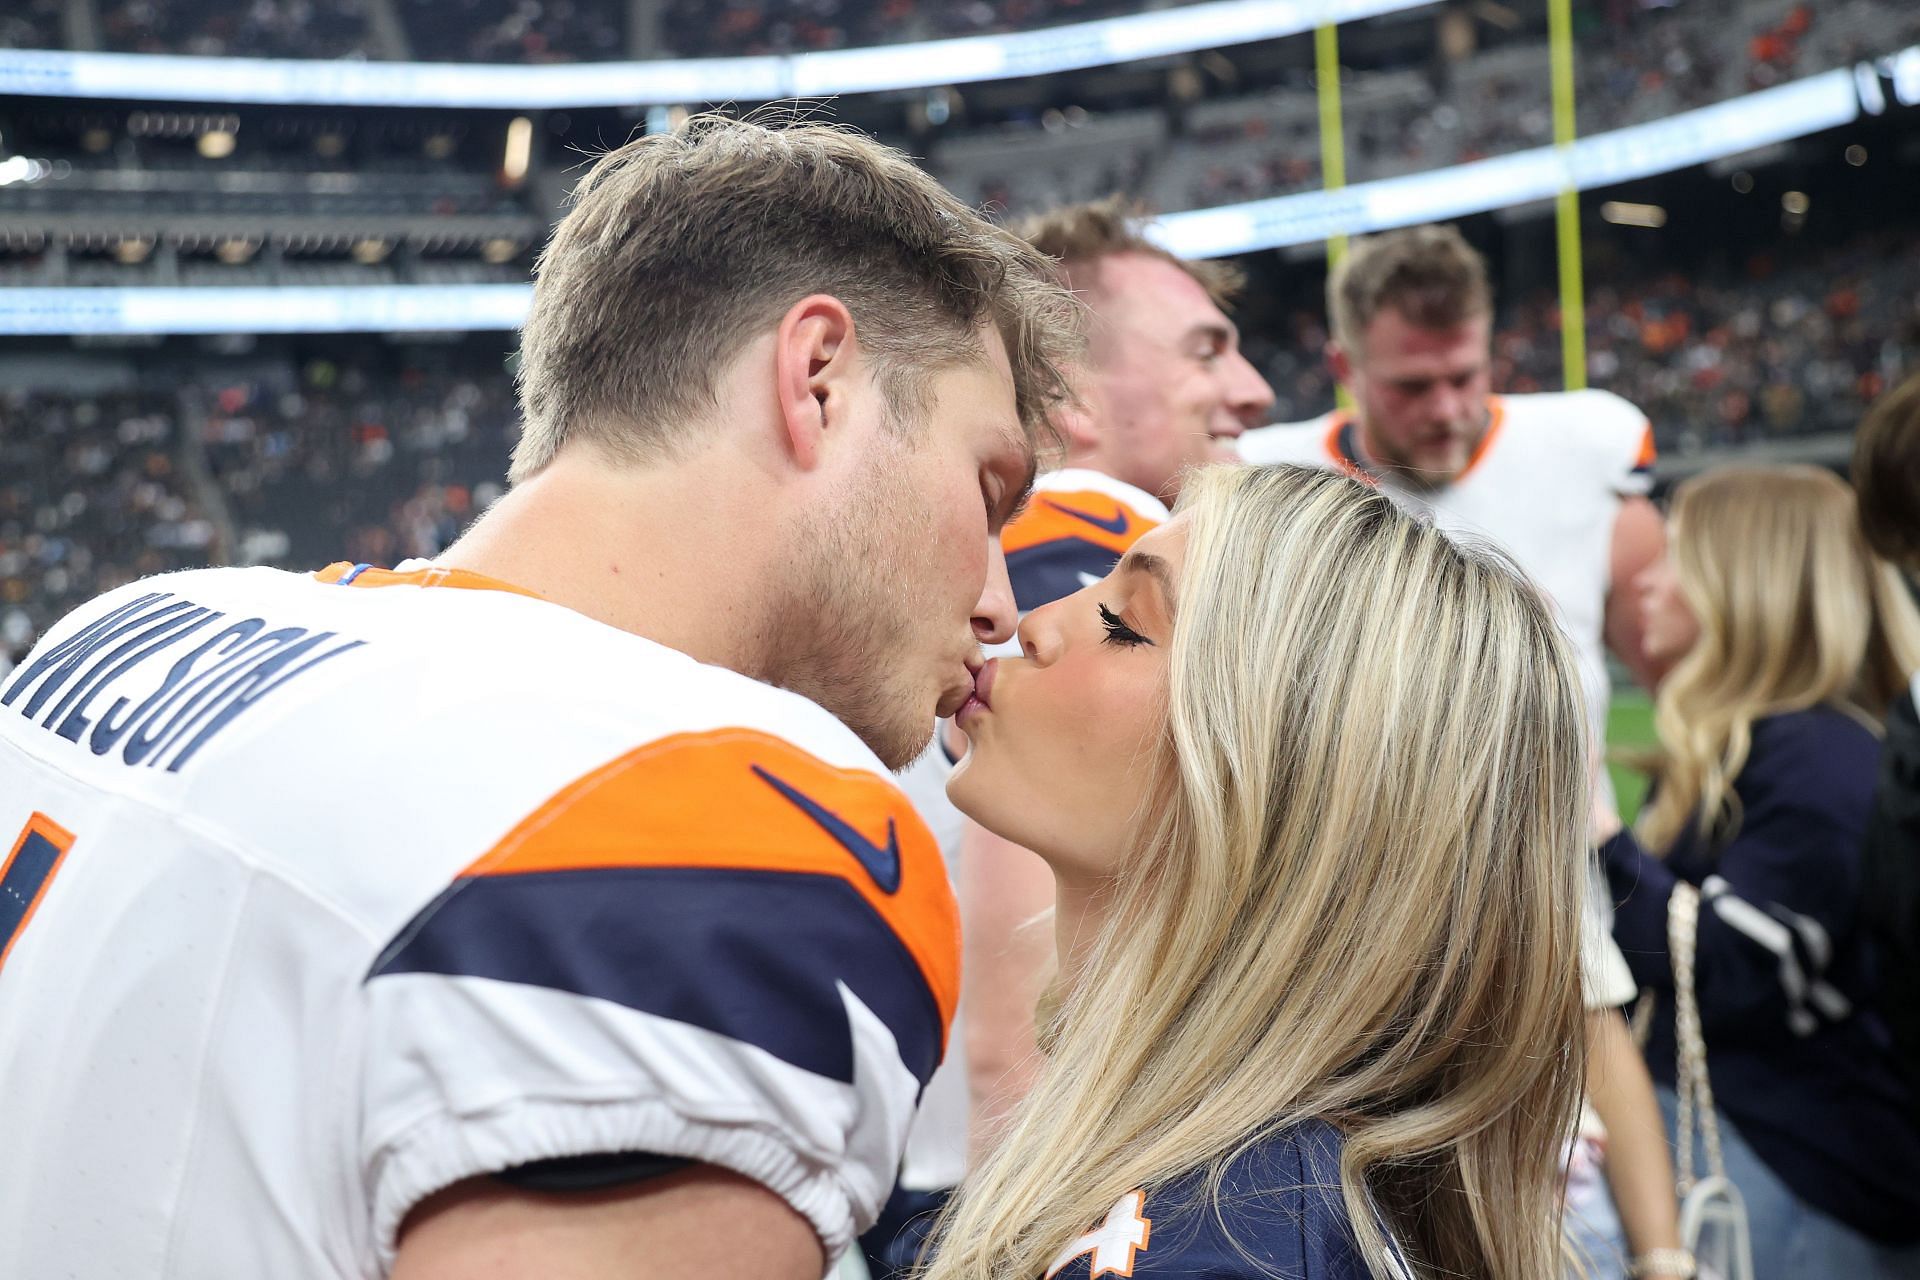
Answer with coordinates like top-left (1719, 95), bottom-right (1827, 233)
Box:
top-left (1002, 488), bottom-right (1163, 612)
top-left (1574, 389), bottom-right (1657, 498)
top-left (356, 727), bottom-right (959, 1267)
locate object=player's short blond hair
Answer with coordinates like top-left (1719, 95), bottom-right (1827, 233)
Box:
top-left (511, 115), bottom-right (1080, 481)
top-left (1014, 196), bottom-right (1244, 310)
top-left (1328, 223), bottom-right (1493, 353)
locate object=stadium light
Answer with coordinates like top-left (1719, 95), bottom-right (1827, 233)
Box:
top-left (0, 0), bottom-right (1439, 109)
top-left (4, 44), bottom-right (1913, 336)
top-left (503, 116), bottom-right (532, 184)
top-left (1600, 202), bottom-right (1666, 228)
top-left (0, 155), bottom-right (50, 186)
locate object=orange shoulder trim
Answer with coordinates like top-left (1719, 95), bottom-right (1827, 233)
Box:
top-left (1002, 489), bottom-right (1157, 557)
top-left (466, 728), bottom-right (960, 1033)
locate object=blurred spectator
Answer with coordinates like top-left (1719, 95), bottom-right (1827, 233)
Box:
top-left (100, 0), bottom-right (372, 59)
top-left (0, 390), bottom-right (217, 673)
top-left (1600, 464), bottom-right (1920, 1280)
top-left (198, 358), bottom-right (519, 571)
top-left (0, 0), bottom-right (64, 49)
top-left (656, 0), bottom-right (1191, 58)
top-left (1510, 231), bottom-right (1920, 454)
top-left (400, 0), bottom-right (623, 63)
top-left (1852, 374), bottom-right (1920, 1130)
top-left (1178, 0), bottom-right (1920, 212)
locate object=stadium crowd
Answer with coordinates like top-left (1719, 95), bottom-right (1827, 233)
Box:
top-left (0, 388), bottom-right (217, 671)
top-left (99, 0), bottom-right (374, 59)
top-left (4, 220), bottom-right (1912, 671)
top-left (1178, 0), bottom-right (1920, 213)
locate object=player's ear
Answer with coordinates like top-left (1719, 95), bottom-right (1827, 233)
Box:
top-left (1051, 380), bottom-right (1101, 452)
top-left (773, 294), bottom-right (856, 471)
top-left (1325, 339), bottom-right (1352, 388)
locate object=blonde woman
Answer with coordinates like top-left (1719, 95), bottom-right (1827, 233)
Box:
top-left (926, 464), bottom-right (1590, 1280)
top-left (1602, 464), bottom-right (1920, 1279)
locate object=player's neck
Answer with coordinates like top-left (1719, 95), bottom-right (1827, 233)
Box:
top-left (438, 446), bottom-right (782, 675)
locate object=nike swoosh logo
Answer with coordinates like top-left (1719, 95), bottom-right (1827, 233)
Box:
top-left (1042, 499), bottom-right (1131, 536)
top-left (752, 765), bottom-right (902, 894)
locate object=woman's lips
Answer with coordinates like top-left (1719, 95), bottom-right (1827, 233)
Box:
top-left (972, 658), bottom-right (997, 708)
top-left (956, 658), bottom-right (997, 726)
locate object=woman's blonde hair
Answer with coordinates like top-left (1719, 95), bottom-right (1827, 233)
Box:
top-left (921, 465), bottom-right (1590, 1280)
top-left (1638, 464), bottom-right (1920, 852)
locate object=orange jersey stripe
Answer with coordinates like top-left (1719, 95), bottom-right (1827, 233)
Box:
top-left (1001, 490), bottom-right (1155, 558)
top-left (314, 562), bottom-right (544, 599)
top-left (462, 728), bottom-right (960, 1035)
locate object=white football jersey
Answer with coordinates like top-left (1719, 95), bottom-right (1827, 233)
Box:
top-left (0, 562), bottom-right (958, 1277)
top-left (1239, 391), bottom-right (1655, 746)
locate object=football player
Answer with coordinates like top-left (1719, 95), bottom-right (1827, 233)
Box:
top-left (1238, 222), bottom-right (1666, 722)
top-left (0, 117), bottom-right (1078, 1280)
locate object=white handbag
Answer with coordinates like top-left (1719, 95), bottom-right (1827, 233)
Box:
top-left (1667, 882), bottom-right (1756, 1280)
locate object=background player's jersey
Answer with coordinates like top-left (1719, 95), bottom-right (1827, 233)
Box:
top-left (1239, 390), bottom-right (1655, 747)
top-left (0, 562), bottom-right (957, 1278)
top-left (888, 468), bottom-right (1165, 1193)
top-left (1042, 1121), bottom-right (1391, 1279)
top-left (1001, 468), bottom-right (1171, 614)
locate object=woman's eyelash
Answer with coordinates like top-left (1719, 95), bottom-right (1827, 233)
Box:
top-left (1098, 603), bottom-right (1153, 648)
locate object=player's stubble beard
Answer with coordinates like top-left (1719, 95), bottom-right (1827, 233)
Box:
top-left (1363, 406), bottom-right (1488, 493)
top-left (763, 430), bottom-right (939, 771)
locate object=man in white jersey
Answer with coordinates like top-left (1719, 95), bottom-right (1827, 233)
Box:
top-left (1239, 223), bottom-right (1687, 1279)
top-left (0, 117), bottom-right (1079, 1280)
top-left (1238, 223), bottom-right (1665, 724)
top-left (892, 200), bottom-right (1273, 1204)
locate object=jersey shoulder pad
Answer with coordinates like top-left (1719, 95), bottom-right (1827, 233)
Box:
top-left (1503, 390), bottom-right (1655, 495)
top-left (358, 724), bottom-right (957, 1265)
top-left (1003, 472), bottom-right (1165, 611)
top-left (369, 724), bottom-right (958, 1083)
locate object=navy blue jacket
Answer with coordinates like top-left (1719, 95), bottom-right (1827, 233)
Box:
top-left (1045, 1120), bottom-right (1381, 1279)
top-left (1603, 707), bottom-right (1920, 1243)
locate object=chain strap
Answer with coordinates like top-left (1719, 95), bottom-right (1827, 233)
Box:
top-left (1668, 881), bottom-right (1726, 1194)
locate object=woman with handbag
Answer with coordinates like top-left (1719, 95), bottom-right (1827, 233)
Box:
top-left (1599, 464), bottom-right (1920, 1280)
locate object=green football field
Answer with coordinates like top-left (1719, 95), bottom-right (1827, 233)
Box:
top-left (1606, 688), bottom-right (1657, 825)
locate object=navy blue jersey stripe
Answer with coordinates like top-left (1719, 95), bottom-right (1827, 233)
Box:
top-left (0, 830), bottom-right (65, 957)
top-left (367, 865), bottom-right (944, 1087)
top-left (1007, 539), bottom-right (1125, 612)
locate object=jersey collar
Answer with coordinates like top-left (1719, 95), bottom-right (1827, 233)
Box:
top-left (314, 562), bottom-right (544, 600)
top-left (1325, 397), bottom-right (1507, 487)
